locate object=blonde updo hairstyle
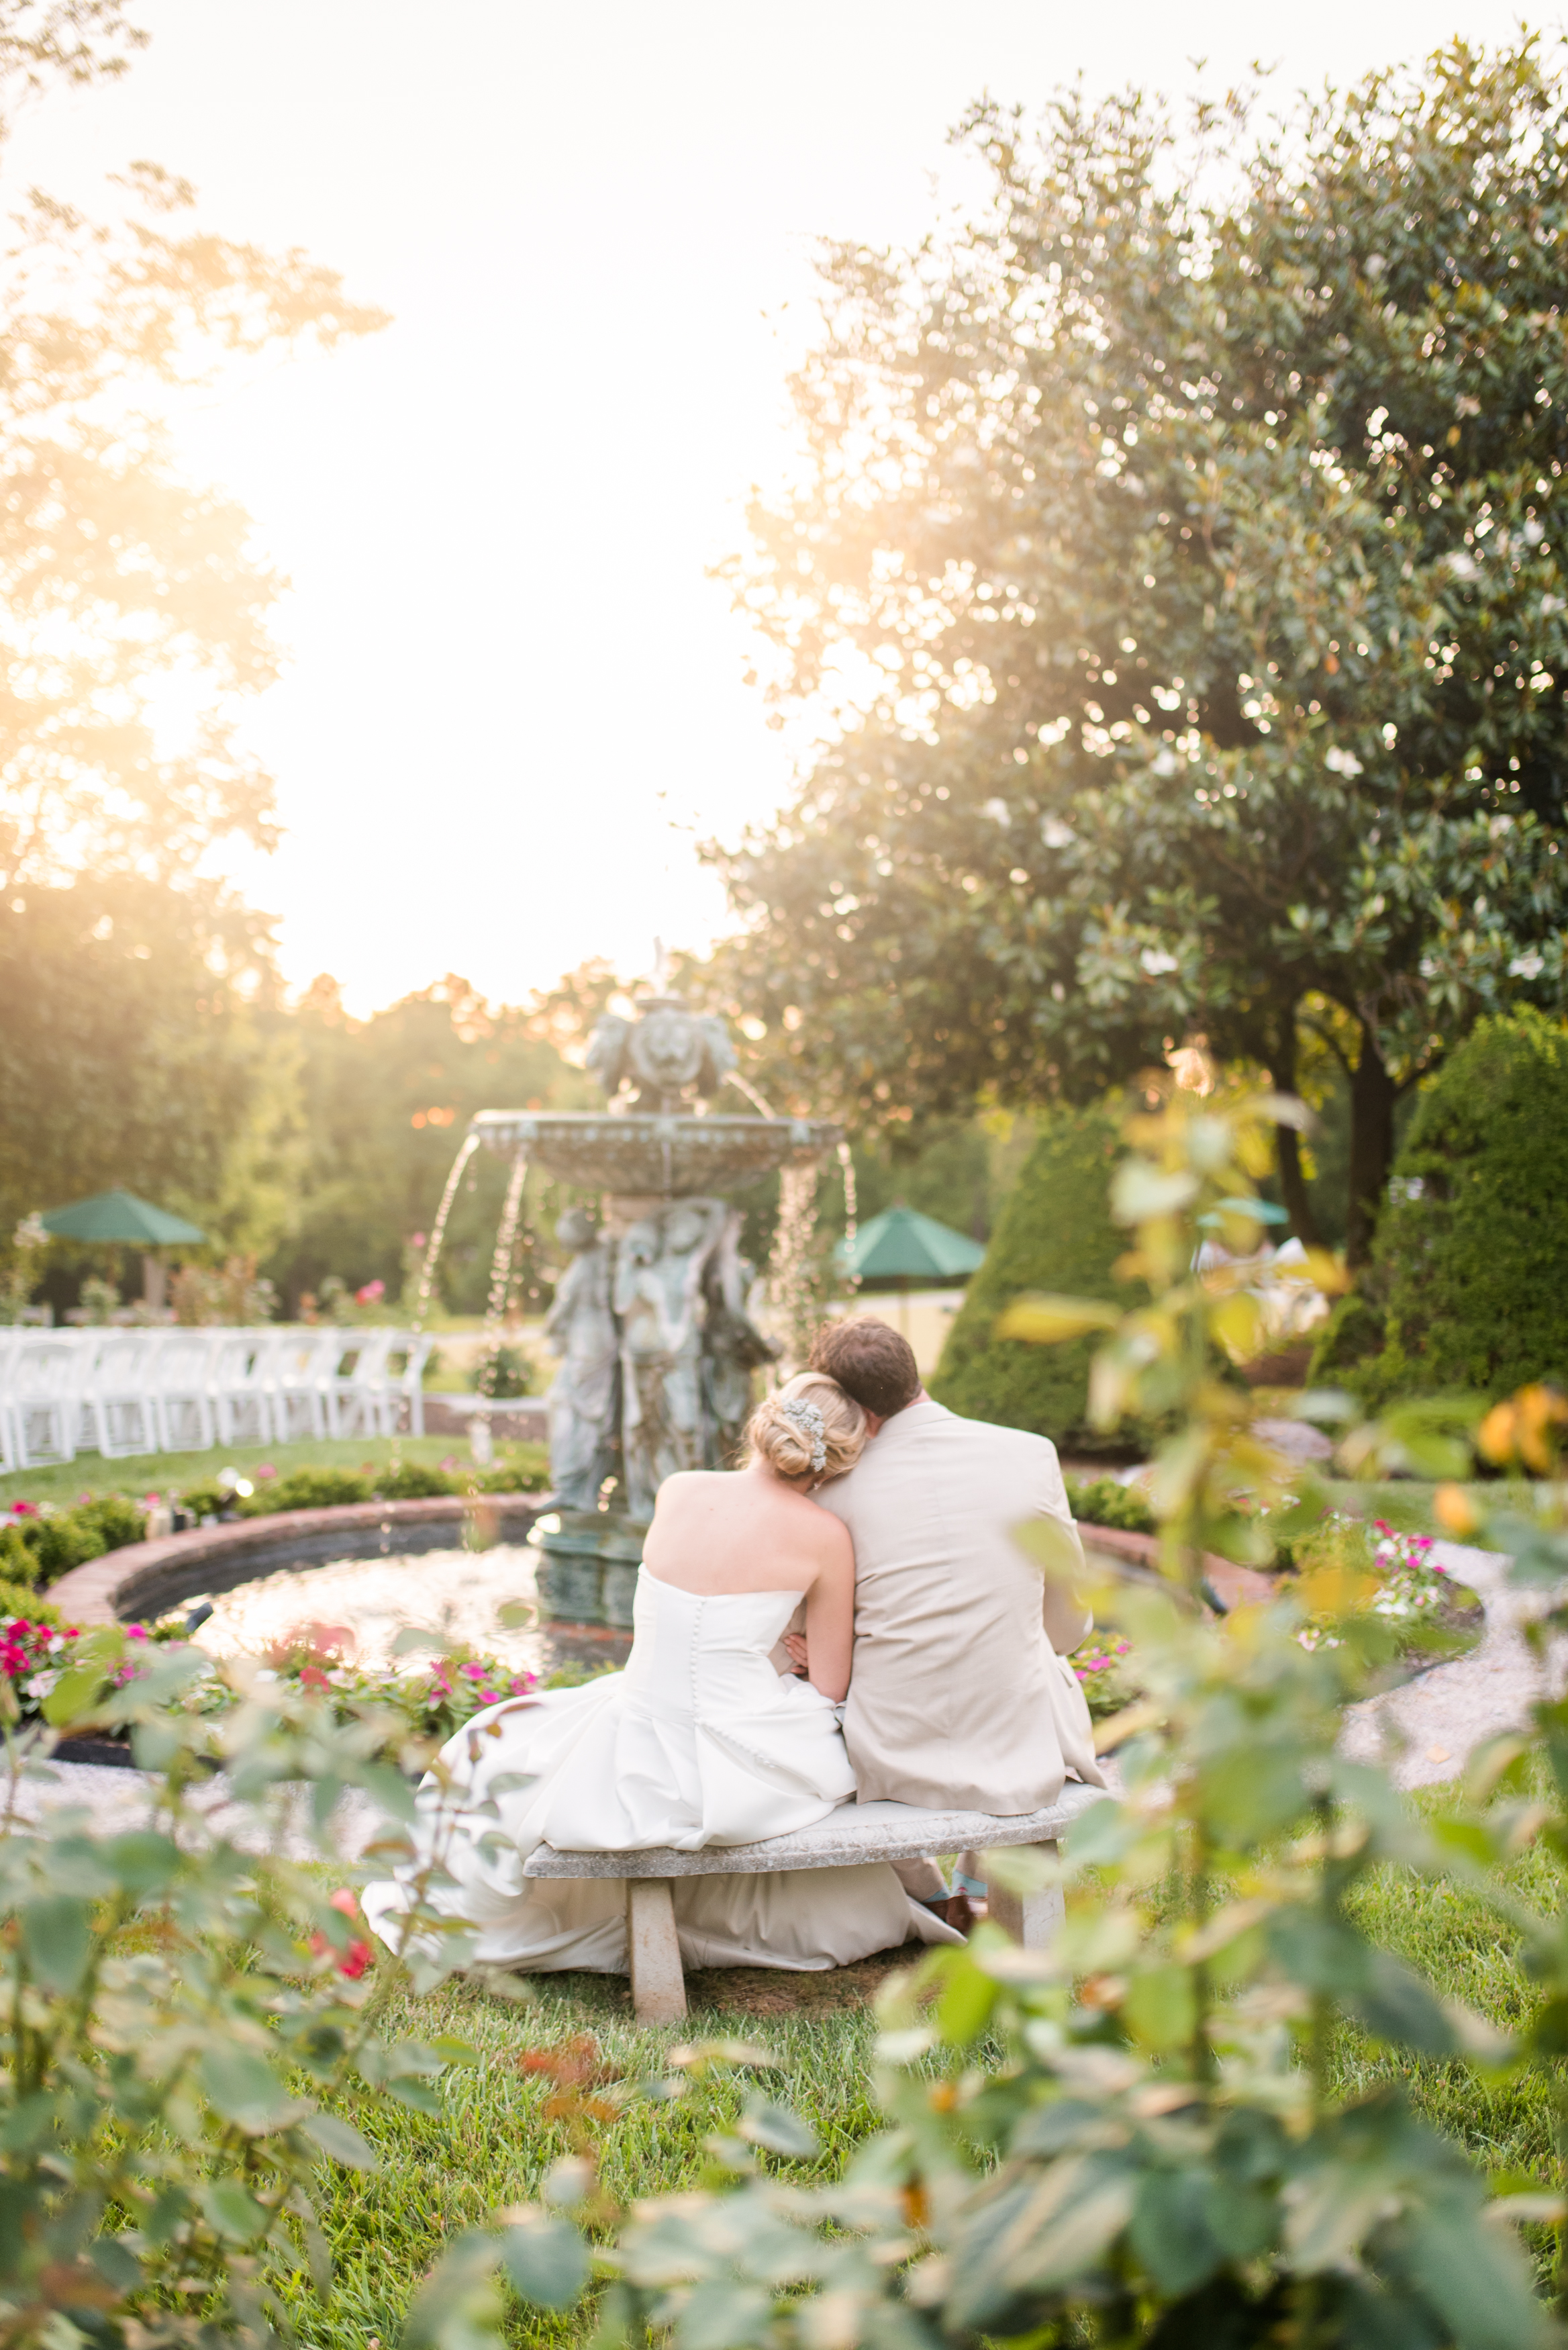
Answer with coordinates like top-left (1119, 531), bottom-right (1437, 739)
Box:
top-left (746, 1372), bottom-right (867, 1487)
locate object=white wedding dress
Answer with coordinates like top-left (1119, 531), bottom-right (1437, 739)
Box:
top-left (362, 1571), bottom-right (961, 1973)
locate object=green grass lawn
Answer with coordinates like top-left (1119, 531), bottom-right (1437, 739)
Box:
top-left (284, 1969), bottom-right (888, 2350)
top-left (0, 1436), bottom-right (524, 1511)
top-left (285, 1791), bottom-right (1568, 2347)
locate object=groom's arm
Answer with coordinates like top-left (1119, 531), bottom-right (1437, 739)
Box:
top-left (1032, 1443), bottom-right (1094, 1655)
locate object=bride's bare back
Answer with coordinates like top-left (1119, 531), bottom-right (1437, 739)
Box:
top-left (641, 1462), bottom-right (854, 1702)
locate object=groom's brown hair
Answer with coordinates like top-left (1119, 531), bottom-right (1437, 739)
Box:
top-left (808, 1317), bottom-right (921, 1419)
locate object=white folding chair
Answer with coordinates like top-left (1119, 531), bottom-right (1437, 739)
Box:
top-left (0, 1330), bottom-right (27, 1473)
top-left (210, 1329), bottom-right (281, 1448)
top-left (324, 1327), bottom-right (395, 1438)
top-left (151, 1331), bottom-right (219, 1453)
top-left (8, 1334), bottom-right (90, 1468)
top-left (385, 1331), bottom-right (434, 1437)
top-left (79, 1329), bottom-right (160, 1459)
top-left (268, 1328), bottom-right (338, 1442)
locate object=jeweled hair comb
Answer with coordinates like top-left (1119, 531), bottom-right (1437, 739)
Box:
top-left (780, 1395), bottom-right (828, 1474)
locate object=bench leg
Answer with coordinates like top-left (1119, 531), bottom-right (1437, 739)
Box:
top-left (626, 1877), bottom-right (687, 2024)
top-left (985, 1840), bottom-right (1065, 1949)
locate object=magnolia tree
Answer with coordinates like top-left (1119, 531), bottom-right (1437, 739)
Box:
top-left (711, 40), bottom-right (1568, 1260)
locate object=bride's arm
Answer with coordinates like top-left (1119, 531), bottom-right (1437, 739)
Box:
top-left (801, 1521), bottom-right (854, 1703)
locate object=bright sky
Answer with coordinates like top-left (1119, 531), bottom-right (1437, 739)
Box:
top-left (5, 0), bottom-right (1545, 1013)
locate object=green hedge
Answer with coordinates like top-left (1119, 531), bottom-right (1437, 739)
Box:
top-left (1314, 1008), bottom-right (1568, 1405)
top-left (1, 1495), bottom-right (148, 1587)
top-left (931, 1099), bottom-right (1150, 1456)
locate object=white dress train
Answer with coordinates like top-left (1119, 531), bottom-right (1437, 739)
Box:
top-left (362, 1572), bottom-right (961, 1973)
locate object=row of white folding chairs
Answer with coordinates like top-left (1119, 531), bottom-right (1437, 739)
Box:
top-left (0, 1327), bottom-right (432, 1474)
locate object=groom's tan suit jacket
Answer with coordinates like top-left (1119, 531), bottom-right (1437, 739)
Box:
top-left (818, 1398), bottom-right (1105, 1813)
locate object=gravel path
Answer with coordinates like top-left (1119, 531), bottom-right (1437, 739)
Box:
top-left (0, 1756), bottom-right (385, 1859)
top-left (1339, 1540), bottom-right (1541, 1787)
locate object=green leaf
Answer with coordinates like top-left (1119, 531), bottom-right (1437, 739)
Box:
top-left (20, 1895), bottom-right (91, 1995)
top-left (101, 1830), bottom-right (181, 1895)
top-left (497, 2214), bottom-right (590, 2310)
top-left (1123, 1965), bottom-right (1197, 2052)
top-left (303, 2112), bottom-right (379, 2171)
top-left (1130, 2167), bottom-right (1223, 2294)
top-left (1355, 1950), bottom-right (1459, 2057)
top-left (936, 1948), bottom-right (999, 2047)
top-left (736, 2098), bottom-right (820, 2160)
top-left (1404, 2198), bottom-right (1553, 2350)
top-left (42, 1663), bottom-right (109, 1728)
top-left (199, 2179), bottom-right (269, 2243)
top-left (675, 2280), bottom-right (774, 2350)
top-left (198, 2047), bottom-right (299, 2133)
top-left (89, 2235), bottom-right (142, 2292)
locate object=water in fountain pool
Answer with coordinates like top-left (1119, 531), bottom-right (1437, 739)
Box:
top-left (187, 1544), bottom-right (630, 1679)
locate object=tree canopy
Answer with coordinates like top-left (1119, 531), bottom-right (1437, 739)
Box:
top-left (711, 38), bottom-right (1568, 1259)
top-left (0, 3), bottom-right (387, 896)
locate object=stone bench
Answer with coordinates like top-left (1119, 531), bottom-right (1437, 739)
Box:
top-left (524, 1782), bottom-right (1109, 2022)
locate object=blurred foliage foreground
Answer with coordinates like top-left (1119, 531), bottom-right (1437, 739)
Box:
top-left (13, 1089), bottom-right (1568, 2350)
top-left (403, 1093), bottom-right (1568, 2350)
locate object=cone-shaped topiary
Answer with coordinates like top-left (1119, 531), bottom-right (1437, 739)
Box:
top-left (1318, 1009), bottom-right (1568, 1405)
top-left (931, 1098), bottom-right (1146, 1454)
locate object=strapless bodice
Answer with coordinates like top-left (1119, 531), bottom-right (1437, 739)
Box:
top-left (618, 1574), bottom-right (805, 1722)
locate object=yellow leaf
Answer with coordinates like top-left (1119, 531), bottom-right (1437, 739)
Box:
top-left (1212, 1292), bottom-right (1265, 1362)
top-left (997, 1293), bottom-right (1120, 1344)
top-left (1298, 1564), bottom-right (1379, 1617)
top-left (1111, 1162), bottom-right (1199, 1223)
top-left (1433, 1482), bottom-right (1480, 1536)
top-left (1093, 1700), bottom-right (1165, 1753)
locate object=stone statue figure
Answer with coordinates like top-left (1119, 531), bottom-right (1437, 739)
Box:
top-left (542, 1209), bottom-right (619, 1510)
top-left (701, 1211), bottom-right (781, 1464)
top-left (614, 1196), bottom-right (727, 1517)
top-left (585, 996), bottom-right (736, 1111)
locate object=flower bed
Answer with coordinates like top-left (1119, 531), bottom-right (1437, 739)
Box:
top-left (1, 1448), bottom-right (550, 1590)
top-left (0, 1611), bottom-right (563, 1760)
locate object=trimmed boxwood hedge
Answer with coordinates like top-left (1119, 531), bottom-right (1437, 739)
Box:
top-left (931, 1098), bottom-right (1150, 1456)
top-left (1313, 1008), bottom-right (1568, 1405)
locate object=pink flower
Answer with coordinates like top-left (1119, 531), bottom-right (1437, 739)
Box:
top-left (9, 1501), bottom-right (38, 1518)
top-left (126, 1625), bottom-right (148, 1640)
top-left (256, 1464), bottom-right (277, 1481)
top-left (460, 1662), bottom-right (486, 1680)
top-left (355, 1279), bottom-right (385, 1305)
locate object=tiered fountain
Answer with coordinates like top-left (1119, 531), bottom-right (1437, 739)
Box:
top-left (471, 988), bottom-right (840, 1628)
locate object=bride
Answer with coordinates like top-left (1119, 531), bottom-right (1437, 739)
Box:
top-left (362, 1372), bottom-right (961, 1974)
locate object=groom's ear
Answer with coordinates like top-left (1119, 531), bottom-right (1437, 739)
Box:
top-left (863, 1411), bottom-right (885, 1438)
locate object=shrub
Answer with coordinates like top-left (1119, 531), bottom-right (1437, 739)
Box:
top-left (377, 1459), bottom-right (458, 1499)
top-left (474, 1447), bottom-right (550, 1494)
top-left (240, 1466), bottom-right (373, 1515)
top-left (932, 1098), bottom-right (1150, 1454)
top-left (0, 1630), bottom-right (475, 2348)
top-left (1321, 1010), bottom-right (1568, 1405)
top-left (1064, 1471), bottom-right (1156, 1534)
top-left (9, 1495), bottom-right (148, 1586)
top-left (468, 1340), bottom-right (534, 1398)
top-left (0, 1581), bottom-right (58, 1625)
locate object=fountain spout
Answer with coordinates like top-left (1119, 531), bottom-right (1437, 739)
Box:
top-left (471, 990), bottom-right (840, 1629)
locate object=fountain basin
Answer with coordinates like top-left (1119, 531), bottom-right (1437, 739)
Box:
top-left (471, 1109), bottom-right (839, 1195)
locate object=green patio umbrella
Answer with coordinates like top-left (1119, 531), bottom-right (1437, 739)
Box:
top-left (40, 1189), bottom-right (205, 1246)
top-left (40, 1189), bottom-right (205, 1313)
top-left (834, 1204), bottom-right (986, 1285)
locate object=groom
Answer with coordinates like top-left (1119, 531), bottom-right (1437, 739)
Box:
top-left (790, 1315), bottom-right (1104, 1928)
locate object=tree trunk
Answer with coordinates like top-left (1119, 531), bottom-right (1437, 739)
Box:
top-left (1344, 1029), bottom-right (1398, 1269)
top-left (1269, 1019), bottom-right (1322, 1250)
